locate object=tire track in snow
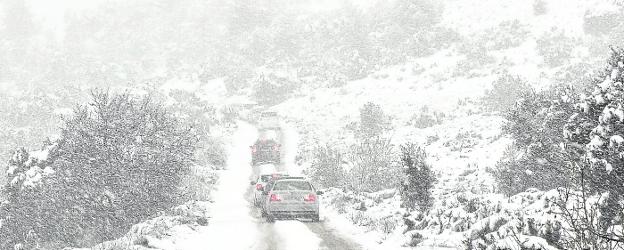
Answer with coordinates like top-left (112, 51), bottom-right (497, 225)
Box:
top-left (272, 221), bottom-right (323, 250)
top-left (305, 222), bottom-right (362, 250)
top-left (274, 122), bottom-right (362, 250)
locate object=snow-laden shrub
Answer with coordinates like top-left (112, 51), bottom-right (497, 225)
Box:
top-left (195, 136), bottom-right (227, 169)
top-left (1, 91), bottom-right (199, 249)
top-left (378, 216), bottom-right (399, 234)
top-left (178, 165), bottom-right (217, 201)
top-left (482, 20), bottom-right (530, 51)
top-left (308, 144), bottom-right (346, 189)
top-left (0, 90), bottom-right (62, 183)
top-left (252, 73), bottom-right (298, 106)
top-left (405, 231), bottom-right (424, 247)
top-left (348, 137), bottom-right (401, 193)
top-left (456, 188), bottom-right (594, 249)
top-left (583, 10), bottom-right (622, 37)
top-left (443, 130), bottom-right (482, 152)
top-left (72, 200), bottom-right (211, 250)
top-left (553, 62), bottom-right (595, 91)
top-left (455, 20), bottom-right (528, 76)
top-left (493, 83), bottom-right (580, 196)
top-left (399, 143), bottom-right (436, 212)
top-left (482, 73), bottom-right (533, 113)
top-left (341, 102), bottom-right (400, 193)
top-left (536, 28), bottom-right (577, 67)
top-left (456, 42), bottom-right (495, 75)
top-left (410, 106), bottom-right (445, 129)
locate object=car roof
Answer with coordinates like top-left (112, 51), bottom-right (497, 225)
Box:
top-left (274, 176), bottom-right (307, 181)
top-left (266, 176), bottom-right (296, 183)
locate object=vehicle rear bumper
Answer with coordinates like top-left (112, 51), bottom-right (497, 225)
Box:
top-left (266, 203), bottom-right (318, 218)
top-left (267, 210), bottom-right (318, 219)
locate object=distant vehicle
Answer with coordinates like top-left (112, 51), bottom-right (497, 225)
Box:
top-left (260, 177), bottom-right (322, 222)
top-left (251, 139), bottom-right (281, 166)
top-left (258, 176), bottom-right (305, 214)
top-left (259, 111), bottom-right (280, 130)
top-left (250, 171), bottom-right (288, 207)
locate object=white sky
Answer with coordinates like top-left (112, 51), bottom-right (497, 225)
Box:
top-left (24, 0), bottom-right (107, 40)
top-left (17, 0), bottom-right (378, 41)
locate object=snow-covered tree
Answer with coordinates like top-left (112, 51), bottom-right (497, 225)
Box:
top-left (1, 91), bottom-right (198, 248)
top-left (566, 47), bottom-right (624, 193)
top-left (308, 144), bottom-right (346, 189)
top-left (400, 143), bottom-right (435, 212)
top-left (562, 47), bottom-right (624, 245)
top-left (348, 137), bottom-right (400, 193)
top-left (344, 102), bottom-right (399, 192)
top-left (494, 86), bottom-right (577, 195)
top-left (357, 102), bottom-right (392, 140)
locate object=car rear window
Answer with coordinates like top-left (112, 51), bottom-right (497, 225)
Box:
top-left (272, 181), bottom-right (312, 191)
top-left (260, 175), bottom-right (272, 182)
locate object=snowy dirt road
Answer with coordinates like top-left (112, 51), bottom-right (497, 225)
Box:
top-left (178, 122), bottom-right (361, 250)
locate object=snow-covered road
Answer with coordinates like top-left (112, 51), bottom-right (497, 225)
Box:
top-left (177, 121), bottom-right (361, 250)
top-left (178, 122), bottom-right (260, 249)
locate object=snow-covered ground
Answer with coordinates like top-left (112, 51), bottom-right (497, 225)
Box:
top-left (176, 122), bottom-right (260, 249)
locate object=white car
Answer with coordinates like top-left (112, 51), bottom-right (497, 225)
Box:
top-left (261, 177), bottom-right (322, 222)
top-left (259, 111), bottom-right (280, 130)
top-left (250, 172), bottom-right (287, 207)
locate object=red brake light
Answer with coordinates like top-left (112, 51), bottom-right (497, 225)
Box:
top-left (304, 194), bottom-right (316, 202)
top-left (270, 193), bottom-right (282, 202)
top-left (256, 184), bottom-right (263, 190)
top-left (251, 146), bottom-right (257, 153)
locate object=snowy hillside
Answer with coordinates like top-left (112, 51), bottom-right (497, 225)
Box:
top-left (442, 0), bottom-right (615, 36)
top-left (270, 0), bottom-right (624, 248)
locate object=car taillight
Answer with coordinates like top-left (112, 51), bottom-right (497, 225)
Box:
top-left (256, 184), bottom-right (263, 190)
top-left (251, 146), bottom-right (257, 153)
top-left (269, 193), bottom-right (282, 202)
top-left (304, 194), bottom-right (316, 202)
